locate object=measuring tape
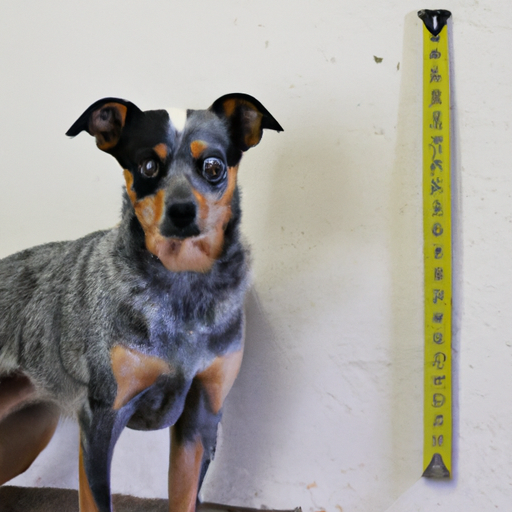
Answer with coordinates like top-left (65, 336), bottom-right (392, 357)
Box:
top-left (418, 9), bottom-right (453, 479)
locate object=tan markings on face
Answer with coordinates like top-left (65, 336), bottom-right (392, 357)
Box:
top-left (124, 169), bottom-right (167, 256)
top-left (124, 166), bottom-right (239, 273)
top-left (79, 443), bottom-right (100, 512)
top-left (193, 164), bottom-right (238, 227)
top-left (192, 185), bottom-right (209, 222)
top-left (169, 431), bottom-right (204, 512)
top-left (111, 345), bottom-right (171, 410)
top-left (153, 143), bottom-right (168, 160)
top-left (189, 140), bottom-right (208, 159)
top-left (123, 170), bottom-right (137, 203)
top-left (196, 349), bottom-right (244, 414)
top-left (150, 164), bottom-right (238, 273)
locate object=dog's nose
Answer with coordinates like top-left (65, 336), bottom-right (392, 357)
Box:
top-left (160, 201), bottom-right (200, 238)
top-left (168, 202), bottom-right (196, 229)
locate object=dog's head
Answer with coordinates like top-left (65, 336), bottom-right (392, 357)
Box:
top-left (67, 94), bottom-right (282, 272)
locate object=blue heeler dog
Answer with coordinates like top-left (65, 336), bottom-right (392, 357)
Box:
top-left (0, 94), bottom-right (282, 512)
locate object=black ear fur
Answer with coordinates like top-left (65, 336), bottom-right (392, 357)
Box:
top-left (66, 97), bottom-right (143, 151)
top-left (210, 93), bottom-right (283, 152)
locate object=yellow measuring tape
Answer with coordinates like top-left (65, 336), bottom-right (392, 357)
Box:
top-left (418, 9), bottom-right (453, 479)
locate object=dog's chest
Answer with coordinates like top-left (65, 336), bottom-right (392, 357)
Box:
top-left (114, 286), bottom-right (241, 372)
top-left (107, 309), bottom-right (242, 430)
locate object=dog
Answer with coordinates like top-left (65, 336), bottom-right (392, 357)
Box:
top-left (0, 93), bottom-right (282, 512)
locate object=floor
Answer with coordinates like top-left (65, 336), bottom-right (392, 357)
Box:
top-left (0, 486), bottom-right (301, 512)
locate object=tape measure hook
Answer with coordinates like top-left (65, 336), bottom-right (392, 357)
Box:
top-left (418, 9), bottom-right (452, 36)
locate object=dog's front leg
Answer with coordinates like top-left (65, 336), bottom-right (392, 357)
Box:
top-left (169, 421), bottom-right (207, 512)
top-left (168, 349), bottom-right (243, 512)
top-left (78, 404), bottom-right (134, 512)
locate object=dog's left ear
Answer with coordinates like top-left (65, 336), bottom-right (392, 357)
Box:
top-left (210, 93), bottom-right (283, 152)
top-left (66, 98), bottom-right (143, 152)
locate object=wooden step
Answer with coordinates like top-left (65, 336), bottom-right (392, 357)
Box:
top-left (0, 486), bottom-right (165, 511)
top-left (0, 486), bottom-right (301, 512)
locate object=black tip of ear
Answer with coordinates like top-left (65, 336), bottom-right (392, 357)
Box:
top-left (211, 93), bottom-right (284, 133)
top-left (65, 97), bottom-right (141, 138)
top-left (262, 113), bottom-right (284, 133)
top-left (65, 120), bottom-right (86, 138)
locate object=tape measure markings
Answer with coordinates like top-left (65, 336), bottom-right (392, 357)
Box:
top-left (418, 9), bottom-right (453, 479)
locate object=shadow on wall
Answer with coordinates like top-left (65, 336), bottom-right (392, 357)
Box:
top-left (203, 288), bottom-right (286, 503)
top-left (388, 11), bottom-right (424, 496)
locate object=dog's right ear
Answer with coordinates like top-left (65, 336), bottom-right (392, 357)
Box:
top-left (66, 98), bottom-right (143, 152)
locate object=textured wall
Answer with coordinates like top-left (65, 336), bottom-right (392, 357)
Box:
top-left (1, 1), bottom-right (511, 510)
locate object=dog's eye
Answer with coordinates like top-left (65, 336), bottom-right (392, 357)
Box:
top-left (139, 159), bottom-right (159, 178)
top-left (202, 158), bottom-right (226, 183)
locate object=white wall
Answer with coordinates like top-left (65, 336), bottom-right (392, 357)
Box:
top-left (1, 1), bottom-right (511, 510)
